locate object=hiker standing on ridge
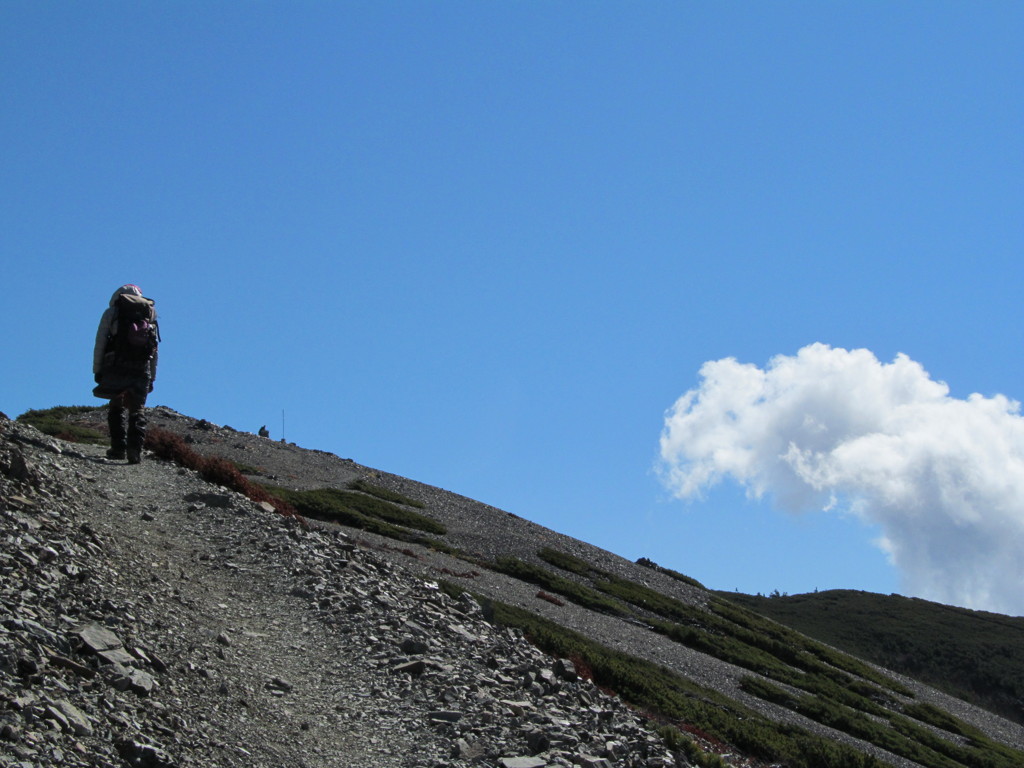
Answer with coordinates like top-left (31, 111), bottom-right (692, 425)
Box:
top-left (93, 284), bottom-right (160, 464)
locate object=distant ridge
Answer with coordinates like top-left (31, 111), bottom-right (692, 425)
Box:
top-left (721, 589), bottom-right (1024, 726)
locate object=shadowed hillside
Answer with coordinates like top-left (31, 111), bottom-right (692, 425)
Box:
top-left (720, 589), bottom-right (1024, 727)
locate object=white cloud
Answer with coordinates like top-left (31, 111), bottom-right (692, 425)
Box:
top-left (659, 343), bottom-right (1024, 615)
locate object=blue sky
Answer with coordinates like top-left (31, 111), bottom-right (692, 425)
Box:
top-left (3, 3), bottom-right (1022, 612)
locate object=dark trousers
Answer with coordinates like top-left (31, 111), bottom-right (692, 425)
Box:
top-left (108, 391), bottom-right (148, 453)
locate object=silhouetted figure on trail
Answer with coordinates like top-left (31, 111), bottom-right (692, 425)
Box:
top-left (93, 284), bottom-right (160, 464)
top-left (258, 425), bottom-right (270, 438)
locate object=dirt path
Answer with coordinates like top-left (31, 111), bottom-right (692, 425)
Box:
top-left (57, 441), bottom-right (428, 767)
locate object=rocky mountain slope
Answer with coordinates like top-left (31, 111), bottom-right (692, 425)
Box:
top-left (4, 406), bottom-right (1024, 768)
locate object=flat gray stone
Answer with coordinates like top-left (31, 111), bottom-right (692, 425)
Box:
top-left (99, 647), bottom-right (136, 666)
top-left (393, 659), bottom-right (426, 676)
top-left (499, 758), bottom-right (547, 768)
top-left (427, 710), bottom-right (462, 723)
top-left (75, 623), bottom-right (123, 653)
top-left (129, 668), bottom-right (156, 696)
top-left (55, 700), bottom-right (94, 737)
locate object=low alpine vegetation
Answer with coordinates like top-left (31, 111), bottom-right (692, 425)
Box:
top-left (492, 556), bottom-right (630, 617)
top-left (347, 478), bottom-right (425, 508)
top-left (636, 556), bottom-right (707, 589)
top-left (262, 485), bottom-right (451, 549)
top-left (17, 406), bottom-right (106, 444)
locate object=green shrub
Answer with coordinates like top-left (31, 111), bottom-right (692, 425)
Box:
top-left (538, 547), bottom-right (595, 576)
top-left (637, 557), bottom-right (707, 589)
top-left (262, 485), bottom-right (452, 549)
top-left (17, 406), bottom-right (106, 444)
top-left (596, 575), bottom-right (700, 623)
top-left (492, 557), bottom-right (630, 617)
top-left (329, 489), bottom-right (444, 534)
top-left (540, 547), bottom-right (710, 623)
top-left (655, 727), bottom-right (728, 768)
top-left (347, 478), bottom-right (425, 508)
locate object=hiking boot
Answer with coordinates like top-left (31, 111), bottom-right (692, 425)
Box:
top-left (106, 447), bottom-right (127, 460)
top-left (128, 410), bottom-right (146, 464)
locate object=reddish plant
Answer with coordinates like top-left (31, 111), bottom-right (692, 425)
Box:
top-left (537, 591), bottom-right (566, 606)
top-left (145, 427), bottom-right (303, 523)
top-left (568, 653), bottom-right (595, 682)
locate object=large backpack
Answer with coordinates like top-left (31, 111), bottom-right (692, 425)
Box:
top-left (110, 293), bottom-right (159, 363)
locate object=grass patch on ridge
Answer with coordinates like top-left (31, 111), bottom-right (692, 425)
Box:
top-left (261, 485), bottom-right (456, 556)
top-left (636, 556), bottom-right (707, 589)
top-left (17, 406), bottom-right (106, 444)
top-left (347, 478), bottom-right (425, 508)
top-left (492, 556), bottom-right (630, 617)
